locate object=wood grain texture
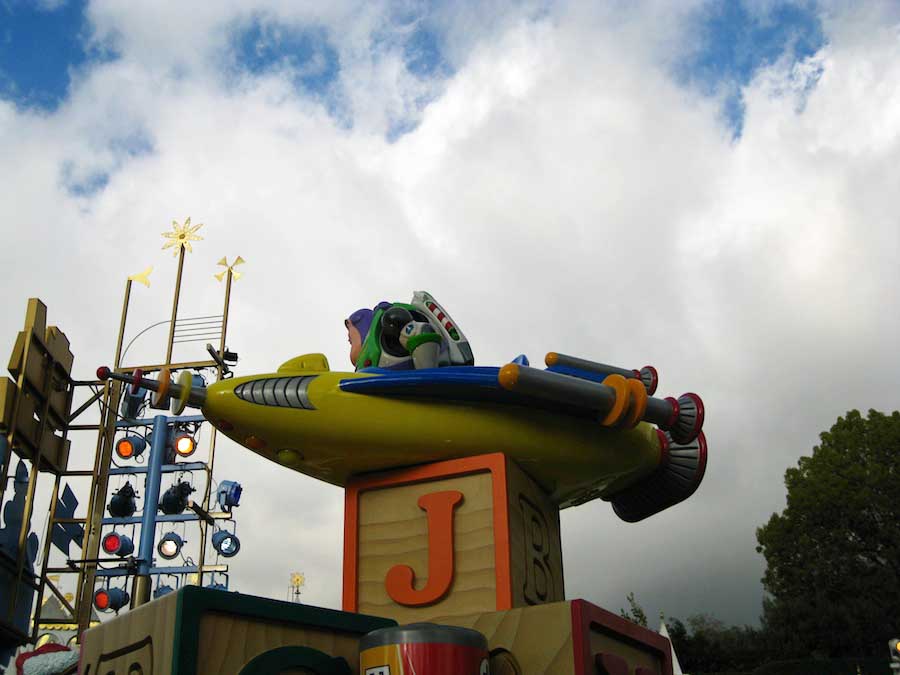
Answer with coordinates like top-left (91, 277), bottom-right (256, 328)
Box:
top-left (447, 600), bottom-right (672, 675)
top-left (357, 472), bottom-right (497, 624)
top-left (505, 458), bottom-right (564, 607)
top-left (196, 612), bottom-right (362, 675)
top-left (449, 601), bottom-right (575, 675)
top-left (79, 590), bottom-right (179, 675)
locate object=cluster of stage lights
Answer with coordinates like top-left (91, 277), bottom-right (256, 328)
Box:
top-left (155, 527), bottom-right (240, 560)
top-left (115, 431), bottom-right (197, 461)
top-left (105, 425), bottom-right (242, 607)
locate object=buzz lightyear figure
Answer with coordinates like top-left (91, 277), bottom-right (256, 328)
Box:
top-left (344, 292), bottom-right (474, 371)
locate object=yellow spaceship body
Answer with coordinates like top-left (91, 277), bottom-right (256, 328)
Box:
top-left (100, 350), bottom-right (706, 519)
top-left (201, 356), bottom-right (663, 508)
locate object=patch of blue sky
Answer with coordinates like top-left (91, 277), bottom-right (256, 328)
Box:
top-left (108, 129), bottom-right (155, 159)
top-left (58, 128), bottom-right (154, 198)
top-left (677, 0), bottom-right (826, 138)
top-left (228, 10), bottom-right (453, 141)
top-left (230, 16), bottom-right (340, 96)
top-left (403, 25), bottom-right (451, 79)
top-left (0, 0), bottom-right (113, 111)
top-left (59, 160), bottom-right (108, 198)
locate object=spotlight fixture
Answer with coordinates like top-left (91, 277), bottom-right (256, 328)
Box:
top-left (157, 532), bottom-right (184, 560)
top-left (101, 531), bottom-right (134, 557)
top-left (205, 582), bottom-right (228, 592)
top-left (94, 587), bottom-right (129, 613)
top-left (115, 435), bottom-right (146, 460)
top-left (216, 481), bottom-right (242, 512)
top-left (159, 481), bottom-right (195, 515)
top-left (173, 433), bottom-right (196, 458)
top-left (108, 482), bottom-right (137, 518)
top-left (211, 530), bottom-right (241, 558)
top-left (153, 584), bottom-right (175, 599)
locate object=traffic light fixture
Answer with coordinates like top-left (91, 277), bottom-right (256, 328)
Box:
top-left (889, 638), bottom-right (900, 669)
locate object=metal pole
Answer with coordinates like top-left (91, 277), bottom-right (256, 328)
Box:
top-left (196, 267), bottom-right (234, 577)
top-left (114, 279), bottom-right (132, 369)
top-left (132, 414), bottom-right (167, 607)
top-left (165, 248), bottom-right (186, 365)
top-left (78, 275), bottom-right (134, 629)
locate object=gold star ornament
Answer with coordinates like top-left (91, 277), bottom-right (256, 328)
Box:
top-left (162, 217), bottom-right (204, 256)
top-left (291, 572), bottom-right (305, 588)
top-left (215, 256), bottom-right (245, 282)
top-left (127, 266), bottom-right (153, 288)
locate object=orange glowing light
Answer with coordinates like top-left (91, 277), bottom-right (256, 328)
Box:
top-left (116, 439), bottom-right (134, 459)
top-left (174, 435), bottom-right (196, 457)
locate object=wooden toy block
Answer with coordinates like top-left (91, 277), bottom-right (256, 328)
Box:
top-left (343, 453), bottom-right (564, 625)
top-left (448, 599), bottom-right (674, 675)
top-left (78, 586), bottom-right (395, 675)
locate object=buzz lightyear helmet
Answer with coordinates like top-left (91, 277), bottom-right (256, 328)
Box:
top-left (411, 291), bottom-right (474, 366)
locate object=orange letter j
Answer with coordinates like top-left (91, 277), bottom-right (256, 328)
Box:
top-left (385, 490), bottom-right (463, 606)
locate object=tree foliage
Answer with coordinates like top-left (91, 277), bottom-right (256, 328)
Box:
top-left (619, 591), bottom-right (648, 627)
top-left (756, 409), bottom-right (900, 657)
top-left (665, 614), bottom-right (770, 674)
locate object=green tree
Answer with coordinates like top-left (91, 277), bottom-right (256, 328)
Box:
top-left (756, 409), bottom-right (900, 657)
top-left (619, 591), bottom-right (648, 627)
top-left (665, 614), bottom-right (770, 674)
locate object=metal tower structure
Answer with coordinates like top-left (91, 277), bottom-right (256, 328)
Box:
top-left (0, 220), bottom-right (246, 651)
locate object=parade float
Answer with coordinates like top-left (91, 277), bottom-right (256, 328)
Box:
top-left (1, 223), bottom-right (706, 674)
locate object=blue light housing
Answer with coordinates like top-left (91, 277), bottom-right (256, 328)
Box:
top-left (159, 481), bottom-right (195, 515)
top-left (94, 587), bottom-right (129, 612)
top-left (216, 481), bottom-right (242, 512)
top-left (115, 434), bottom-right (146, 459)
top-left (108, 482), bottom-right (137, 518)
top-left (101, 532), bottom-right (134, 557)
top-left (120, 389), bottom-right (147, 419)
top-left (153, 584), bottom-right (175, 599)
top-left (157, 532), bottom-right (184, 560)
top-left (211, 530), bottom-right (240, 558)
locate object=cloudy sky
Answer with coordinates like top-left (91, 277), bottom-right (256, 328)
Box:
top-left (1, 0), bottom-right (898, 628)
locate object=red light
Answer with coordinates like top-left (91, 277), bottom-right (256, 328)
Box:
top-left (102, 533), bottom-right (120, 554)
top-left (94, 590), bottom-right (109, 610)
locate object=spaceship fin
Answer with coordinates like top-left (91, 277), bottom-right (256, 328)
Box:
top-left (278, 353), bottom-right (330, 374)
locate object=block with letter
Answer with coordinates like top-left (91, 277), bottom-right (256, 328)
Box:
top-left (78, 586), bottom-right (395, 675)
top-left (343, 453), bottom-right (564, 625)
top-left (457, 599), bottom-right (674, 675)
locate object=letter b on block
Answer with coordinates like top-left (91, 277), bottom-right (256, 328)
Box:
top-left (520, 494), bottom-right (553, 604)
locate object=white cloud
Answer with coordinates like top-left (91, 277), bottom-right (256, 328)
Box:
top-left (1, 0), bottom-right (898, 626)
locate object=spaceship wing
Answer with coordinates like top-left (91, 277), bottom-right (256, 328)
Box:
top-left (339, 366), bottom-right (596, 417)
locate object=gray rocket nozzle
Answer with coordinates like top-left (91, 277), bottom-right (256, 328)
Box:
top-left (96, 366), bottom-right (207, 409)
top-left (499, 364), bottom-right (703, 441)
top-left (545, 352), bottom-right (658, 395)
top-left (609, 430), bottom-right (708, 522)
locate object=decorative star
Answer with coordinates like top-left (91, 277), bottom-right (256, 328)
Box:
top-left (290, 572), bottom-right (305, 588)
top-left (127, 266), bottom-right (153, 288)
top-left (215, 255), bottom-right (245, 282)
top-left (162, 217), bottom-right (204, 256)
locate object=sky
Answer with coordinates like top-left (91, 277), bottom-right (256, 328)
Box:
top-left (1, 0), bottom-right (899, 629)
